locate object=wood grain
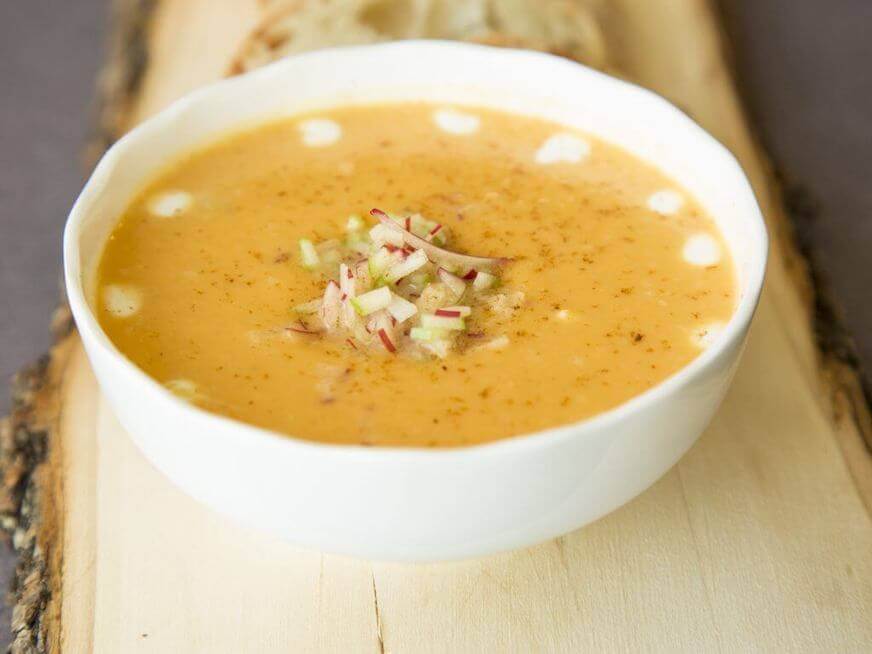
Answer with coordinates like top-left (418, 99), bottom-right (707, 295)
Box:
top-left (2, 0), bottom-right (870, 652)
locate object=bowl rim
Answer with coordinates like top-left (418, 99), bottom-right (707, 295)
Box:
top-left (63, 40), bottom-right (769, 461)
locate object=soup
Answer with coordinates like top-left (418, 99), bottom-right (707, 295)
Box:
top-left (96, 104), bottom-right (736, 447)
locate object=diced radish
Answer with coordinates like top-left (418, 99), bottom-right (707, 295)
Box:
top-left (294, 299), bottom-right (321, 314)
top-left (473, 270), bottom-right (497, 290)
top-left (346, 214), bottom-right (365, 232)
top-left (437, 267), bottom-right (466, 301)
top-left (435, 305), bottom-right (471, 318)
top-left (387, 293), bottom-right (418, 323)
top-left (377, 328), bottom-right (396, 353)
top-left (384, 248), bottom-right (428, 283)
top-left (371, 209), bottom-right (507, 271)
top-left (319, 280), bottom-right (341, 330)
top-left (462, 269), bottom-right (478, 280)
top-left (351, 286), bottom-right (392, 316)
top-left (299, 239), bottom-right (320, 269)
top-left (420, 313), bottom-right (466, 331)
top-left (369, 223), bottom-right (405, 248)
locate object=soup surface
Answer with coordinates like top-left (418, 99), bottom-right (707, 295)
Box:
top-left (96, 104), bottom-right (736, 447)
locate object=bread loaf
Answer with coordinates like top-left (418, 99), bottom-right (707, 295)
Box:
top-left (229, 0), bottom-right (608, 74)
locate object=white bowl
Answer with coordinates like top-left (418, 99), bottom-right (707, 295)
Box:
top-left (64, 41), bottom-right (767, 562)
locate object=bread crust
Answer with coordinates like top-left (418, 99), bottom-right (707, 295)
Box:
top-left (228, 0), bottom-right (608, 76)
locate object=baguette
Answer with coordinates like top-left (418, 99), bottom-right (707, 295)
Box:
top-left (229, 0), bottom-right (608, 75)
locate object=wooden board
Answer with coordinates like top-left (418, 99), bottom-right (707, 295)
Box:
top-left (2, 0), bottom-right (871, 652)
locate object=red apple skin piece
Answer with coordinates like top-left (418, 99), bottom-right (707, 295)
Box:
top-left (377, 328), bottom-right (397, 353)
top-left (287, 321), bottom-right (322, 335)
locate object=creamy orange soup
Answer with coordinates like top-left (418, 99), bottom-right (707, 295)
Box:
top-left (96, 104), bottom-right (736, 447)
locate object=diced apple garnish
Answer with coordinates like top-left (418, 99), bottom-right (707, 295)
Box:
top-left (369, 223), bottom-right (405, 248)
top-left (351, 286), bottom-right (392, 316)
top-left (338, 263), bottom-right (358, 328)
top-left (353, 259), bottom-right (372, 291)
top-left (387, 293), bottom-right (418, 323)
top-left (286, 321), bottom-right (321, 335)
top-left (483, 291), bottom-right (526, 316)
top-left (291, 207), bottom-right (513, 358)
top-left (368, 246), bottom-right (395, 281)
top-left (407, 213), bottom-right (448, 246)
top-left (437, 267), bottom-right (466, 301)
top-left (319, 280), bottom-right (341, 330)
top-left (315, 239), bottom-right (342, 265)
top-left (299, 239), bottom-right (320, 269)
top-left (293, 299), bottom-right (321, 314)
top-left (425, 223), bottom-right (443, 241)
top-left (383, 249), bottom-right (428, 283)
top-left (416, 282), bottom-right (454, 314)
top-left (409, 326), bottom-right (455, 358)
top-left (371, 208), bottom-right (507, 271)
top-left (435, 305), bottom-right (471, 318)
top-left (473, 271), bottom-right (497, 290)
top-left (377, 328), bottom-right (397, 353)
top-left (404, 270), bottom-right (430, 293)
top-left (410, 326), bottom-right (444, 341)
top-left (420, 313), bottom-right (466, 331)
top-left (475, 335), bottom-right (510, 351)
top-left (346, 214), bottom-right (365, 232)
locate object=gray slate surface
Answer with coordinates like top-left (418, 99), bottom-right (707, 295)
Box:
top-left (0, 1), bottom-right (870, 649)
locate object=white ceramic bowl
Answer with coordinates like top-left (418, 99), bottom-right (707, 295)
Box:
top-left (64, 41), bottom-right (767, 561)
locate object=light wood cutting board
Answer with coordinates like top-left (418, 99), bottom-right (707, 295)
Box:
top-left (2, 1), bottom-right (870, 652)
